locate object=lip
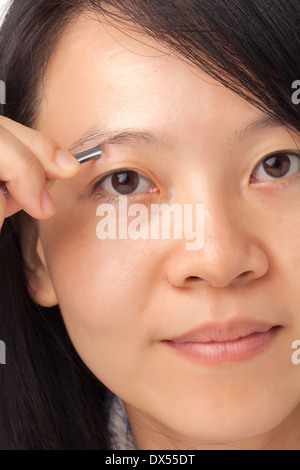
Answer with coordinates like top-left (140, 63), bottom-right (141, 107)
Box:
top-left (163, 321), bottom-right (282, 364)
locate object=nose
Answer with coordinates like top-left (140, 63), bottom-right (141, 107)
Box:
top-left (165, 196), bottom-right (269, 289)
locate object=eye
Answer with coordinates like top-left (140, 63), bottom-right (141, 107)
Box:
top-left (252, 151), bottom-right (300, 182)
top-left (92, 169), bottom-right (156, 196)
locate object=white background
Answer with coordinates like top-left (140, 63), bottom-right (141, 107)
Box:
top-left (0, 0), bottom-right (11, 26)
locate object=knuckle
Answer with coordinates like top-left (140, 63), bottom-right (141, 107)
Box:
top-left (24, 153), bottom-right (43, 178)
top-left (11, 150), bottom-right (44, 188)
top-left (31, 132), bottom-right (58, 164)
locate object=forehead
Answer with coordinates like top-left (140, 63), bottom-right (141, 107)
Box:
top-left (36, 12), bottom-right (261, 150)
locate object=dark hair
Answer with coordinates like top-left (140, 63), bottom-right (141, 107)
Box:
top-left (0, 0), bottom-right (299, 450)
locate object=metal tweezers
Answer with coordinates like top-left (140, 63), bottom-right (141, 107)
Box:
top-left (74, 144), bottom-right (103, 164)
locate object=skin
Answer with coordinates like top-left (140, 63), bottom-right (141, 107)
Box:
top-left (17, 12), bottom-right (300, 449)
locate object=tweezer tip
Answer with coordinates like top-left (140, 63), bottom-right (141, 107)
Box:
top-left (74, 144), bottom-right (104, 164)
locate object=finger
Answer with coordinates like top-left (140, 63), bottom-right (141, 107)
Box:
top-left (0, 125), bottom-right (56, 219)
top-left (0, 116), bottom-right (80, 179)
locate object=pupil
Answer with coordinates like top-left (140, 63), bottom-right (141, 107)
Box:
top-left (263, 154), bottom-right (291, 178)
top-left (112, 171), bottom-right (139, 194)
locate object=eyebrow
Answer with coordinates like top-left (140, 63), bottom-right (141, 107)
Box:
top-left (69, 115), bottom-right (284, 154)
top-left (69, 127), bottom-right (173, 154)
top-left (232, 114), bottom-right (283, 142)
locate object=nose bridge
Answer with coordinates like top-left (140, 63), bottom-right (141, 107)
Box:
top-left (204, 194), bottom-right (245, 256)
top-left (183, 175), bottom-right (244, 249)
top-left (166, 181), bottom-right (269, 288)
top-left (201, 189), bottom-right (250, 267)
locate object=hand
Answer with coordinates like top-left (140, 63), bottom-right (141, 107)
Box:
top-left (0, 116), bottom-right (80, 227)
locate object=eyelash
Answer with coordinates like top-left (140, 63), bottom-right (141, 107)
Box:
top-left (89, 149), bottom-right (300, 200)
top-left (251, 150), bottom-right (300, 188)
top-left (89, 167), bottom-right (157, 202)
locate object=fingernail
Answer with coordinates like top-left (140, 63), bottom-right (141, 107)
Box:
top-left (55, 149), bottom-right (80, 172)
top-left (41, 188), bottom-right (56, 215)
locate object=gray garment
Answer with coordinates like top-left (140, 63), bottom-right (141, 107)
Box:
top-left (108, 393), bottom-right (137, 450)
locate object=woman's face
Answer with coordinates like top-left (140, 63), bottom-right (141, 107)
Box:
top-left (32, 13), bottom-right (300, 449)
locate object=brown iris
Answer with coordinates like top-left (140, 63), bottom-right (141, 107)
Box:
top-left (262, 153), bottom-right (291, 178)
top-left (111, 171), bottom-right (140, 195)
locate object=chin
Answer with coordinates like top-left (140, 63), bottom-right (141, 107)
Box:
top-left (143, 391), bottom-right (295, 448)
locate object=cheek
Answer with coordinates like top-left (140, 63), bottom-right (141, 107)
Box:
top-left (39, 206), bottom-right (161, 387)
top-left (269, 214), bottom-right (300, 299)
top-left (259, 207), bottom-right (300, 335)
